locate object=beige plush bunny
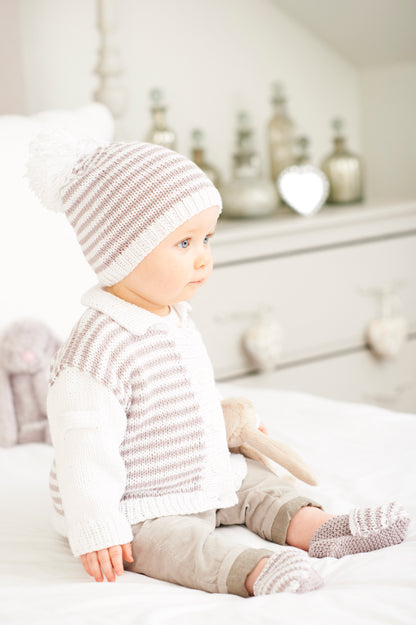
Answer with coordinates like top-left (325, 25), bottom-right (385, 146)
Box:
top-left (221, 397), bottom-right (317, 486)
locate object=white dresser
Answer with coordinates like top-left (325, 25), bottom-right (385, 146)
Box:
top-left (191, 201), bottom-right (416, 413)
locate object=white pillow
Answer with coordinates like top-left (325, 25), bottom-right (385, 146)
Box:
top-left (0, 104), bottom-right (114, 339)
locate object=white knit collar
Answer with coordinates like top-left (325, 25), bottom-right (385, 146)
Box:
top-left (81, 285), bottom-right (192, 335)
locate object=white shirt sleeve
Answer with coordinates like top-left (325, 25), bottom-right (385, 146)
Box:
top-left (47, 366), bottom-right (133, 557)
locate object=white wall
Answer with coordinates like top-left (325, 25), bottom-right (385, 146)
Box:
top-left (0, 0), bottom-right (25, 113)
top-left (18, 0), bottom-right (361, 179)
top-left (360, 62), bottom-right (416, 202)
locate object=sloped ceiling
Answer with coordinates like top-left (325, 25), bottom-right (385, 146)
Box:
top-left (271, 0), bottom-right (416, 66)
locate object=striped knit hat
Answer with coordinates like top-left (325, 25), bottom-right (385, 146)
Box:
top-left (27, 132), bottom-right (222, 286)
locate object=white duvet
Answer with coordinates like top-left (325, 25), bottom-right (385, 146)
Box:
top-left (1, 384), bottom-right (415, 625)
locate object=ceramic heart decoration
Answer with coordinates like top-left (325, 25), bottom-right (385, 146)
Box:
top-left (366, 316), bottom-right (408, 359)
top-left (243, 314), bottom-right (284, 372)
top-left (277, 165), bottom-right (329, 216)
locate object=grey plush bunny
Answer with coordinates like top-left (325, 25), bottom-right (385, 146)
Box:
top-left (0, 318), bottom-right (60, 446)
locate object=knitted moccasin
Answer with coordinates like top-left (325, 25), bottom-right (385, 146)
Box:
top-left (27, 132), bottom-right (222, 286)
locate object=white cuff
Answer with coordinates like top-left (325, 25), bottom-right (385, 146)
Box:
top-left (69, 514), bottom-right (133, 557)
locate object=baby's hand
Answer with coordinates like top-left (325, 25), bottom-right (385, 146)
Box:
top-left (80, 543), bottom-right (134, 582)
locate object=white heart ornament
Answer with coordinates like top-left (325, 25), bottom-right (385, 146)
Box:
top-left (278, 165), bottom-right (329, 216)
top-left (243, 317), bottom-right (284, 372)
top-left (366, 316), bottom-right (408, 359)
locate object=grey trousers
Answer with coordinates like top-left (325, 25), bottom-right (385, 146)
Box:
top-left (126, 459), bottom-right (321, 597)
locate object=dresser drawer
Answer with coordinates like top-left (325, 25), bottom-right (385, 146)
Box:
top-left (236, 338), bottom-right (416, 414)
top-left (192, 234), bottom-right (416, 379)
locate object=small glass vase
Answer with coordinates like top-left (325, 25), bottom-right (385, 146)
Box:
top-left (145, 88), bottom-right (176, 150)
top-left (321, 119), bottom-right (363, 204)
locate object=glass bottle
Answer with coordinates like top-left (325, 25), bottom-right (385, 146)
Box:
top-left (191, 129), bottom-right (221, 188)
top-left (221, 112), bottom-right (279, 218)
top-left (321, 119), bottom-right (363, 204)
top-left (267, 83), bottom-right (295, 182)
top-left (145, 88), bottom-right (176, 150)
top-left (232, 112), bottom-right (261, 177)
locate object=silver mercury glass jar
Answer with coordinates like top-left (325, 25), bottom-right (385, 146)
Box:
top-left (191, 129), bottom-right (221, 189)
top-left (221, 112), bottom-right (279, 218)
top-left (321, 119), bottom-right (363, 204)
top-left (145, 88), bottom-right (177, 150)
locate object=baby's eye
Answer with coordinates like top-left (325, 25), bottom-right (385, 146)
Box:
top-left (203, 235), bottom-right (210, 244)
top-left (178, 239), bottom-right (190, 249)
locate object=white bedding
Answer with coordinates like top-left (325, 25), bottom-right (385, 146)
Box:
top-left (1, 383), bottom-right (415, 625)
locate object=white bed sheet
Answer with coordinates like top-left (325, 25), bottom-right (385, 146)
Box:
top-left (1, 383), bottom-right (415, 625)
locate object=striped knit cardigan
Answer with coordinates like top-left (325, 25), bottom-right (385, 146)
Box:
top-left (47, 286), bottom-right (246, 556)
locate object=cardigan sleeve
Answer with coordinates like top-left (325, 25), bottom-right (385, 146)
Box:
top-left (47, 366), bottom-right (133, 557)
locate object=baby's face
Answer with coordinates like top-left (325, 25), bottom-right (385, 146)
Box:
top-left (111, 205), bottom-right (219, 315)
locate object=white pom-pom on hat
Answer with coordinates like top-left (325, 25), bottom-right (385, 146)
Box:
top-left (26, 127), bottom-right (104, 213)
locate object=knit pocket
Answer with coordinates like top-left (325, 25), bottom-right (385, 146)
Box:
top-left (61, 411), bottom-right (100, 437)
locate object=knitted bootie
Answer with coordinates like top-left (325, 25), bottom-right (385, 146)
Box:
top-left (309, 501), bottom-right (410, 558)
top-left (253, 550), bottom-right (323, 595)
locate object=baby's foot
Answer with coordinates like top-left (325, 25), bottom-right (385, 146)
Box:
top-left (309, 501), bottom-right (410, 558)
top-left (253, 549), bottom-right (323, 595)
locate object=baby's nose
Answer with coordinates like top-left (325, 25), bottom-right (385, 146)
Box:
top-left (195, 248), bottom-right (211, 269)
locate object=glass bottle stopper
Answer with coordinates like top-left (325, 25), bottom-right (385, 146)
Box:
top-left (149, 87), bottom-right (164, 110)
top-left (296, 135), bottom-right (310, 163)
top-left (237, 111), bottom-right (250, 130)
top-left (191, 128), bottom-right (204, 148)
top-left (271, 82), bottom-right (284, 103)
top-left (332, 118), bottom-right (344, 137)
top-left (236, 111), bottom-right (253, 152)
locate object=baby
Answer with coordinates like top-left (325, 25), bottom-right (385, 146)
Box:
top-left (28, 138), bottom-right (410, 597)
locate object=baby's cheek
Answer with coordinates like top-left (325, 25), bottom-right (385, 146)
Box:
top-left (158, 270), bottom-right (181, 292)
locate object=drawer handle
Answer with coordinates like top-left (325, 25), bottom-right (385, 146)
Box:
top-left (360, 285), bottom-right (408, 360)
top-left (365, 316), bottom-right (408, 360)
top-left (243, 312), bottom-right (284, 372)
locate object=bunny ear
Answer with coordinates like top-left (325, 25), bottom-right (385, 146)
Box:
top-left (0, 367), bottom-right (18, 447)
top-left (242, 427), bottom-right (318, 486)
top-left (25, 127), bottom-right (102, 213)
